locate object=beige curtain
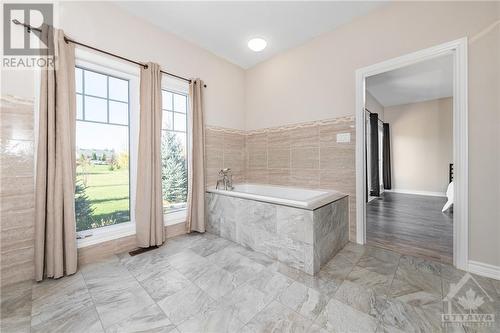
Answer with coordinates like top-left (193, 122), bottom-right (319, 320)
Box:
top-left (187, 79), bottom-right (206, 233)
top-left (136, 63), bottom-right (165, 247)
top-left (34, 27), bottom-right (77, 281)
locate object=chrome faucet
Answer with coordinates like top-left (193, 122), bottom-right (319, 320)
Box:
top-left (216, 168), bottom-right (234, 190)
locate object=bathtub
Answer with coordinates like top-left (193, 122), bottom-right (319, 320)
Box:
top-left (206, 183), bottom-right (346, 210)
top-left (205, 183), bottom-right (349, 275)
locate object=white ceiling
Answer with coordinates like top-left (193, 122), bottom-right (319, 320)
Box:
top-left (115, 1), bottom-right (386, 69)
top-left (366, 54), bottom-right (453, 107)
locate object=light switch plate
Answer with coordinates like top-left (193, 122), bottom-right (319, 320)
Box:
top-left (336, 132), bottom-right (351, 143)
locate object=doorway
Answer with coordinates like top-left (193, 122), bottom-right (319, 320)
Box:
top-left (355, 39), bottom-right (468, 270)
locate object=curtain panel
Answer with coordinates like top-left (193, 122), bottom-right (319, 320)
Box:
top-left (383, 123), bottom-right (392, 190)
top-left (187, 79), bottom-right (206, 233)
top-left (34, 26), bottom-right (78, 281)
top-left (369, 113), bottom-right (380, 197)
top-left (135, 63), bottom-right (165, 247)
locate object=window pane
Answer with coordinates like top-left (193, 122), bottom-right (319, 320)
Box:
top-left (75, 121), bottom-right (130, 232)
top-left (161, 130), bottom-right (187, 213)
top-left (76, 94), bottom-right (83, 120)
top-left (75, 68), bottom-right (83, 93)
top-left (162, 91), bottom-right (173, 110)
top-left (109, 101), bottom-right (128, 125)
top-left (173, 94), bottom-right (186, 113)
top-left (162, 111), bottom-right (173, 130)
top-left (84, 70), bottom-right (107, 98)
top-left (109, 77), bottom-right (128, 102)
top-left (174, 112), bottom-right (186, 132)
top-left (84, 96), bottom-right (107, 122)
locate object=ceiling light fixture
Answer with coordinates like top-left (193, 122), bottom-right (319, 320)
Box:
top-left (248, 38), bottom-right (267, 52)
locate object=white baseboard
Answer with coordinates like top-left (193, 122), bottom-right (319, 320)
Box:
top-left (468, 260), bottom-right (500, 280)
top-left (385, 189), bottom-right (446, 197)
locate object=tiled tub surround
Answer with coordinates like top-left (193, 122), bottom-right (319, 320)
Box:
top-left (205, 187), bottom-right (349, 275)
top-left (205, 115), bottom-right (357, 240)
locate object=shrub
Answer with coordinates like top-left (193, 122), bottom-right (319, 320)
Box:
top-left (75, 180), bottom-right (94, 232)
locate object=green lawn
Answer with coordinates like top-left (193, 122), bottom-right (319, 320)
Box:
top-left (76, 164), bottom-right (129, 231)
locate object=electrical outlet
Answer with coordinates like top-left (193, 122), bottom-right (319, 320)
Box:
top-left (336, 132), bottom-right (351, 143)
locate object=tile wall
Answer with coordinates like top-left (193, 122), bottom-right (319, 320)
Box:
top-left (205, 115), bottom-right (356, 240)
top-left (205, 127), bottom-right (246, 187)
top-left (0, 96), bottom-right (36, 286)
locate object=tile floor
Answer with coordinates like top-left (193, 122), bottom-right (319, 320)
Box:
top-left (1, 232), bottom-right (499, 333)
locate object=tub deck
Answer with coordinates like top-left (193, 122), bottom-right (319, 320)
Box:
top-left (206, 183), bottom-right (347, 210)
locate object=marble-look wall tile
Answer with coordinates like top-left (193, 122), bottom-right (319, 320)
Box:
top-left (268, 130), bottom-right (290, 149)
top-left (268, 169), bottom-right (290, 186)
top-left (291, 169), bottom-right (320, 188)
top-left (247, 148), bottom-right (267, 169)
top-left (0, 97), bottom-right (35, 287)
top-left (246, 168), bottom-right (268, 184)
top-left (205, 146), bottom-right (223, 168)
top-left (205, 127), bottom-right (246, 187)
top-left (291, 148), bottom-right (319, 169)
top-left (290, 125), bottom-right (319, 148)
top-left (268, 149), bottom-right (290, 169)
top-left (319, 146), bottom-right (355, 170)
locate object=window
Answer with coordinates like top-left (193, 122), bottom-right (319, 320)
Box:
top-left (74, 67), bottom-right (130, 232)
top-left (161, 89), bottom-right (188, 214)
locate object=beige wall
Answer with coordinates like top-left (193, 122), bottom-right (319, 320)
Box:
top-left (384, 98), bottom-right (453, 194)
top-left (245, 1), bottom-right (500, 266)
top-left (365, 91), bottom-right (384, 120)
top-left (468, 18), bottom-right (500, 266)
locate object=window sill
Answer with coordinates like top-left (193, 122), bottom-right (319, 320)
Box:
top-left (76, 210), bottom-right (187, 249)
top-left (164, 209), bottom-right (187, 226)
top-left (77, 221), bottom-right (135, 248)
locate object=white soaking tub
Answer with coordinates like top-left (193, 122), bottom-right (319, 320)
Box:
top-left (206, 183), bottom-right (346, 210)
top-left (205, 183), bottom-right (349, 275)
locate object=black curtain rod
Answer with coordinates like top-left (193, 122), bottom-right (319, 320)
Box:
top-left (364, 108), bottom-right (385, 124)
top-left (12, 19), bottom-right (207, 87)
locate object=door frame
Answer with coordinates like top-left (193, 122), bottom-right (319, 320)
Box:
top-left (355, 38), bottom-right (468, 270)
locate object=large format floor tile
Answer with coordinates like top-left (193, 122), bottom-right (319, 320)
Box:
top-left (0, 281), bottom-right (33, 333)
top-left (1, 232), bottom-right (498, 333)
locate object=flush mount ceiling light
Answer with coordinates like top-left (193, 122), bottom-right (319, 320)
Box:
top-left (248, 38), bottom-right (267, 52)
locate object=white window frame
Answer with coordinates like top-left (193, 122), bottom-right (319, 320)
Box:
top-left (75, 49), bottom-right (140, 248)
top-left (161, 75), bottom-right (190, 226)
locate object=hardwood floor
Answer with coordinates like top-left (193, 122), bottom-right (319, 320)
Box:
top-left (366, 192), bottom-right (453, 264)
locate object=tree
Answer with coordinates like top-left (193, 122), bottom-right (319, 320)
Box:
top-left (75, 180), bottom-right (94, 232)
top-left (101, 153), bottom-right (106, 161)
top-left (117, 152), bottom-right (129, 170)
top-left (161, 131), bottom-right (187, 205)
top-left (77, 154), bottom-right (91, 186)
top-left (92, 152), bottom-right (97, 160)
